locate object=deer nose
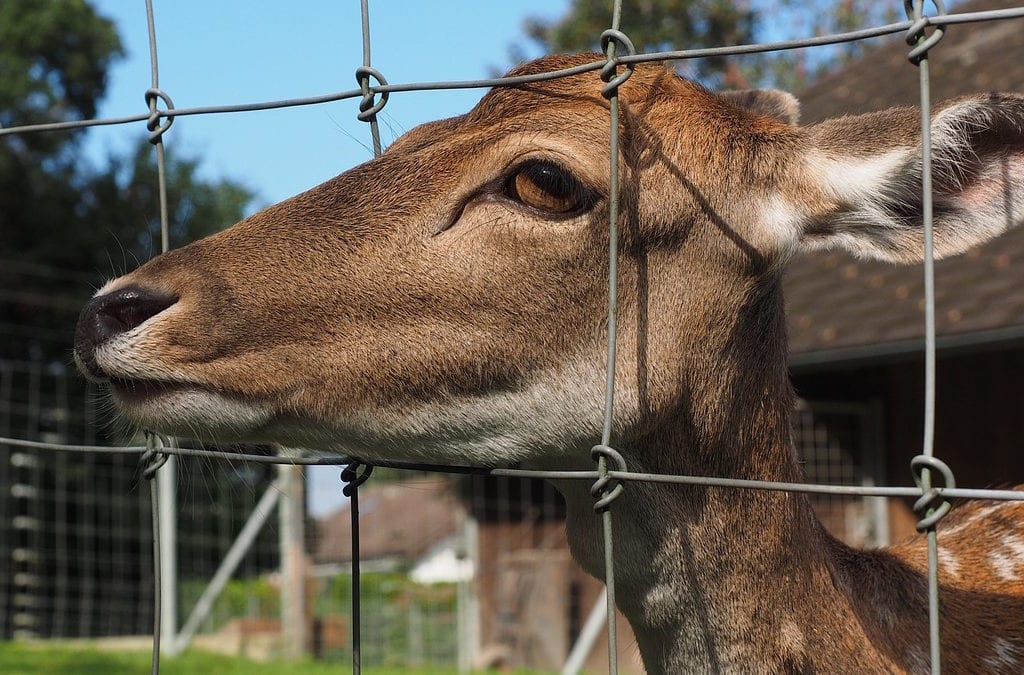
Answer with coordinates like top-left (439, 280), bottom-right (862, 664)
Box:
top-left (74, 286), bottom-right (177, 377)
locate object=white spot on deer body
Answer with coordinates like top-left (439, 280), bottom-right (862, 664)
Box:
top-left (939, 503), bottom-right (1006, 539)
top-left (987, 535), bottom-right (1024, 583)
top-left (1003, 535), bottom-right (1024, 560)
top-left (990, 550), bottom-right (1019, 582)
top-left (938, 548), bottom-right (961, 579)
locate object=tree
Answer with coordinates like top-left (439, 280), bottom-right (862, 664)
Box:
top-left (515, 0), bottom-right (900, 91)
top-left (0, 0), bottom-right (121, 153)
top-left (0, 0), bottom-right (256, 364)
top-left (1, 141), bottom-right (256, 363)
top-left (518, 0), bottom-right (757, 88)
top-left (64, 141), bottom-right (255, 272)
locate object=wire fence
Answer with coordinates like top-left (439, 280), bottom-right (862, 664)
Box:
top-left (3, 0), bottom-right (1024, 673)
top-left (0, 360), bottom-right (281, 641)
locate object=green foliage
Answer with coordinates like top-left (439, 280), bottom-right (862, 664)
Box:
top-left (519, 0), bottom-right (757, 87)
top-left (321, 571), bottom-right (458, 615)
top-left (174, 573), bottom-right (461, 668)
top-left (0, 1), bottom-right (257, 365)
top-left (9, 140), bottom-right (255, 278)
top-left (0, 0), bottom-right (122, 155)
top-left (768, 0), bottom-right (902, 88)
top-left (1, 139), bottom-right (256, 363)
top-left (178, 577), bottom-right (282, 632)
top-left (320, 572), bottom-right (460, 667)
top-left (0, 642), bottom-right (512, 675)
top-left (515, 0), bottom-right (901, 91)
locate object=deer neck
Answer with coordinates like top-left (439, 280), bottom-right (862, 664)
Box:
top-left (552, 283), bottom-right (897, 672)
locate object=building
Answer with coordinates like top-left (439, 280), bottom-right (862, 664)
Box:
top-left (314, 476), bottom-right (466, 577)
top-left (787, 0), bottom-right (1024, 543)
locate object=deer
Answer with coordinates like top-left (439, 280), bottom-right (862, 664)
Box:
top-left (73, 54), bottom-right (1024, 673)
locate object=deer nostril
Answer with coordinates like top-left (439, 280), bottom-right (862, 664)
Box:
top-left (85, 285), bottom-right (177, 341)
top-left (74, 285), bottom-right (177, 376)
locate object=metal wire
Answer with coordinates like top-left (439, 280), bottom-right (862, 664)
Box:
top-left (144, 0), bottom-right (171, 255)
top-left (593, 4), bottom-right (630, 671)
top-left (3, 434), bottom-right (1020, 500)
top-left (138, 432), bottom-right (168, 675)
top-left (906, 1), bottom-right (948, 671)
top-left (3, 2), bottom-right (1024, 673)
top-left (143, 1), bottom-right (173, 670)
top-left (339, 463), bottom-right (372, 671)
top-left (357, 0), bottom-right (384, 156)
top-left (3, 9), bottom-right (1024, 140)
top-left (341, 3), bottom-right (385, 669)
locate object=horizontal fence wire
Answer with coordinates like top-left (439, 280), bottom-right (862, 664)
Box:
top-left (4, 1), bottom-right (1024, 673)
top-left (2, 434), bottom-right (1024, 502)
top-left (1, 8), bottom-right (1023, 139)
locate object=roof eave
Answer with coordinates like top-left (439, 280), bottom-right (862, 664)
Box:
top-left (789, 323), bottom-right (1024, 373)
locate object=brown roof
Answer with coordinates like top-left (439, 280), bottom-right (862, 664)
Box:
top-left (314, 476), bottom-right (458, 563)
top-left (785, 0), bottom-right (1024, 360)
top-left (797, 0), bottom-right (1024, 124)
top-left (786, 230), bottom-right (1024, 361)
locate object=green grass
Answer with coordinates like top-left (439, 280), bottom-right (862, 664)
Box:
top-left (0, 642), bottom-right (473, 675)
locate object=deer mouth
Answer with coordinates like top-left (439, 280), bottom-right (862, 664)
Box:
top-left (101, 373), bottom-right (276, 442)
top-left (109, 377), bottom-right (192, 404)
top-left (108, 375), bottom-right (221, 421)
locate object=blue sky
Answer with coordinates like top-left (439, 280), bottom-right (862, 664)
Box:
top-left (84, 1), bottom-right (571, 517)
top-left (86, 0), bottom-right (569, 209)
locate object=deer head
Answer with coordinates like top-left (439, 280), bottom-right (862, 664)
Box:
top-left (73, 54), bottom-right (1024, 672)
top-left (74, 55), bottom-right (1024, 471)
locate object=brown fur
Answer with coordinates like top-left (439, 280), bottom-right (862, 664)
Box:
top-left (75, 54), bottom-right (1024, 672)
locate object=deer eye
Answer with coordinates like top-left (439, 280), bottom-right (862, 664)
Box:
top-left (505, 161), bottom-right (592, 215)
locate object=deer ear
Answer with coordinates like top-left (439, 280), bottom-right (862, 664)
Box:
top-left (721, 89), bottom-right (800, 125)
top-left (800, 94), bottom-right (1024, 262)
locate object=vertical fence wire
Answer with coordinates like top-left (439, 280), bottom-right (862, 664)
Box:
top-left (907, 1), bottom-right (946, 671)
top-left (145, 0), bottom-right (171, 257)
top-left (340, 463), bottom-right (372, 673)
top-left (346, 1), bottom-right (386, 671)
top-left (349, 484), bottom-right (362, 672)
top-left (144, 0), bottom-right (173, 672)
top-left (359, 0), bottom-right (383, 156)
top-left (595, 2), bottom-right (626, 672)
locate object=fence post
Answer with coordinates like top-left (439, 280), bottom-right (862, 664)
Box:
top-left (456, 511), bottom-right (480, 672)
top-left (279, 453), bottom-right (307, 659)
top-left (157, 454), bottom-right (177, 655)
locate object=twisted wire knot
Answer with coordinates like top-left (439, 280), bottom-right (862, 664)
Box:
top-left (144, 88), bottom-right (175, 144)
top-left (139, 431), bottom-right (170, 481)
top-left (599, 29), bottom-right (636, 99)
top-left (354, 66), bottom-right (389, 122)
top-left (911, 454), bottom-right (956, 532)
top-left (340, 462), bottom-right (374, 497)
top-left (904, 0), bottom-right (947, 65)
top-left (590, 444), bottom-right (627, 512)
